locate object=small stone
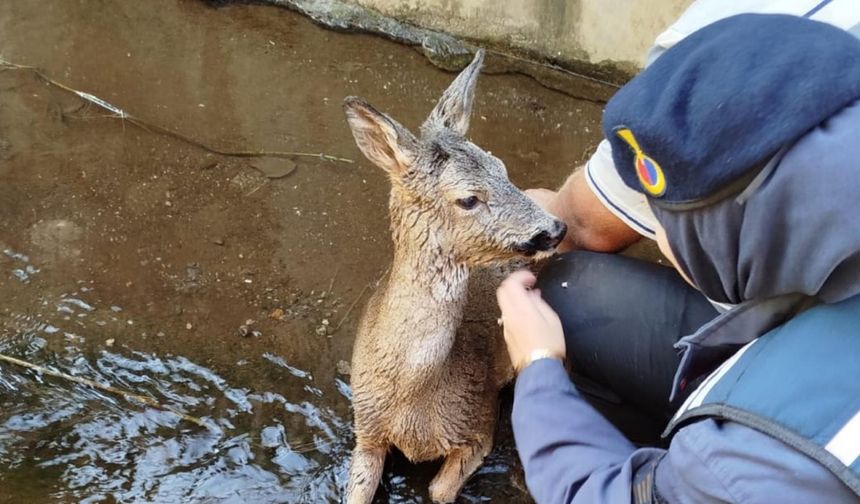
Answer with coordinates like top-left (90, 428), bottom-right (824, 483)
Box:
top-left (315, 325), bottom-right (327, 336)
top-left (213, 238), bottom-right (225, 246)
top-left (105, 338), bottom-right (115, 347)
top-left (245, 319), bottom-right (255, 326)
top-left (252, 158), bottom-right (297, 179)
top-left (186, 322), bottom-right (193, 330)
top-left (336, 360), bottom-right (351, 376)
top-left (321, 319), bottom-right (330, 326)
top-left (237, 325), bottom-right (251, 337)
top-left (269, 308), bottom-right (285, 321)
top-left (561, 282), bottom-right (569, 288)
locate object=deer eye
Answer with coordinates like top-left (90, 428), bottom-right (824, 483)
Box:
top-left (455, 195), bottom-right (480, 210)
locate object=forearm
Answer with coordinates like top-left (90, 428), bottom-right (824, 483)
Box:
top-left (513, 359), bottom-right (664, 504)
top-left (550, 170), bottom-right (640, 253)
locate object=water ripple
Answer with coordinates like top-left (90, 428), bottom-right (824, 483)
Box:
top-left (0, 313), bottom-right (352, 502)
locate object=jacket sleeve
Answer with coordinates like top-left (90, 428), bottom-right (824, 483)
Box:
top-left (513, 359), bottom-right (857, 504)
top-left (512, 358), bottom-right (666, 504)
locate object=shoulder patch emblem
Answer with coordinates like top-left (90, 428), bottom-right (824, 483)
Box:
top-left (615, 128), bottom-right (666, 197)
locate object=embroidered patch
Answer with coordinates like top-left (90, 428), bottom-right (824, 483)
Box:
top-left (615, 128), bottom-right (666, 197)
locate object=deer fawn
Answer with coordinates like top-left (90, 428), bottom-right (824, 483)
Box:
top-left (343, 50), bottom-right (566, 503)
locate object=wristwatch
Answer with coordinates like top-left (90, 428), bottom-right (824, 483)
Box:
top-left (519, 348), bottom-right (564, 372)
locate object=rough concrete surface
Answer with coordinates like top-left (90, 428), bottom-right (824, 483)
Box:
top-left (262, 0), bottom-right (693, 78)
top-left (353, 0), bottom-right (695, 70)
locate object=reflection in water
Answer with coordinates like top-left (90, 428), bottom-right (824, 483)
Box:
top-left (4, 249), bottom-right (39, 284)
top-left (0, 287), bottom-right (351, 503)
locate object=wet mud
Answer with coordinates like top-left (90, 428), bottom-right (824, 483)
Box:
top-left (0, 0), bottom-right (624, 502)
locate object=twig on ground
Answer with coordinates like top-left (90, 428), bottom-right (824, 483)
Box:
top-left (334, 266), bottom-right (390, 332)
top-left (0, 58), bottom-right (354, 164)
top-left (483, 48), bottom-right (622, 90)
top-left (324, 267), bottom-right (340, 299)
top-left (335, 284), bottom-right (370, 332)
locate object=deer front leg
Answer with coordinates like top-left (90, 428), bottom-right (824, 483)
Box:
top-left (346, 442), bottom-right (386, 504)
top-left (428, 436), bottom-right (493, 503)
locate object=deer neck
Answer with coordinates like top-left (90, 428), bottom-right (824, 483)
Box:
top-left (389, 241), bottom-right (470, 306)
top-left (381, 192), bottom-right (470, 371)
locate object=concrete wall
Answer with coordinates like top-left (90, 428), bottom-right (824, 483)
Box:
top-left (349, 0), bottom-right (693, 72)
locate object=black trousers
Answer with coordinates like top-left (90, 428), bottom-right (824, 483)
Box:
top-left (535, 251), bottom-right (719, 445)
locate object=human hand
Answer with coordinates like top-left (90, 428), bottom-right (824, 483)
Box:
top-left (496, 270), bottom-right (566, 374)
top-left (525, 188), bottom-right (559, 215)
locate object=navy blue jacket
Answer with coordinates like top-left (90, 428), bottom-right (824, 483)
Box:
top-left (513, 359), bottom-right (857, 503)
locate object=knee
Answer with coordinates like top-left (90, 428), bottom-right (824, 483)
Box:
top-left (536, 251), bottom-right (621, 312)
top-left (535, 251), bottom-right (660, 342)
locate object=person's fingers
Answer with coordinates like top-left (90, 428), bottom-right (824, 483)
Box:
top-left (528, 289), bottom-right (545, 307)
top-left (522, 289), bottom-right (546, 321)
top-left (525, 188), bottom-right (557, 213)
top-left (502, 326), bottom-right (512, 344)
top-left (525, 188), bottom-right (553, 196)
top-left (496, 287), bottom-right (521, 318)
top-left (497, 293), bottom-right (537, 331)
top-left (496, 270), bottom-right (537, 314)
top-left (503, 270), bottom-right (537, 289)
top-left (525, 188), bottom-right (553, 200)
top-left (534, 299), bottom-right (558, 322)
top-left (520, 287), bottom-right (553, 319)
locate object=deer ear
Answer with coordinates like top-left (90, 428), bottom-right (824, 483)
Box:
top-left (423, 49), bottom-right (484, 136)
top-left (344, 97), bottom-right (418, 175)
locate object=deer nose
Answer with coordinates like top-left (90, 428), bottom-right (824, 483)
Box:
top-left (552, 220), bottom-right (568, 243)
top-left (529, 221), bottom-right (567, 251)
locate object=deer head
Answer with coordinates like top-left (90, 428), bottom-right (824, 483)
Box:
top-left (344, 50), bottom-right (566, 266)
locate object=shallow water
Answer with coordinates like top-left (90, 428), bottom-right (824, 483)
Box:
top-left (0, 278), bottom-right (353, 503)
top-left (0, 0), bottom-right (616, 502)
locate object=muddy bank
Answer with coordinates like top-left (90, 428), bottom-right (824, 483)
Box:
top-left (212, 0), bottom-right (622, 101)
top-left (0, 0), bottom-right (621, 501)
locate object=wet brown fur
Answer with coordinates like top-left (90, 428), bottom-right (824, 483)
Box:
top-left (343, 51), bottom-right (565, 503)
